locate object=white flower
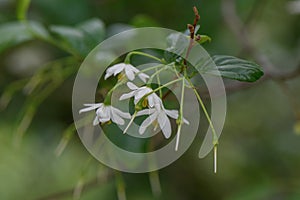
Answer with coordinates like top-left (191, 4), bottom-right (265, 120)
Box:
top-left (136, 106), bottom-right (189, 139)
top-left (104, 63), bottom-right (149, 82)
top-left (119, 82), bottom-right (161, 109)
top-left (79, 103), bottom-right (131, 125)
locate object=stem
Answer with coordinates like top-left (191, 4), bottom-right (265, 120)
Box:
top-left (214, 145), bottom-right (217, 174)
top-left (123, 111), bottom-right (137, 134)
top-left (149, 171), bottom-right (162, 198)
top-left (156, 69), bottom-right (163, 98)
top-left (125, 51), bottom-right (163, 63)
top-left (138, 64), bottom-right (165, 74)
top-left (115, 171), bottom-right (127, 200)
top-left (175, 78), bottom-right (186, 151)
top-left (147, 65), bottom-right (168, 85)
top-left (186, 78), bottom-right (218, 172)
top-left (104, 78), bottom-right (127, 105)
top-left (151, 78), bottom-right (183, 96)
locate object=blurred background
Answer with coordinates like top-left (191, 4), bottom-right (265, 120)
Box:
top-left (0, 0), bottom-right (300, 199)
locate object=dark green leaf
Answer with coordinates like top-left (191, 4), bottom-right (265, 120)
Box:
top-left (208, 55), bottom-right (264, 82)
top-left (0, 21), bottom-right (48, 54)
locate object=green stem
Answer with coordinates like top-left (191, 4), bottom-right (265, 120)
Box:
top-left (156, 69), bottom-right (163, 99)
top-left (125, 51), bottom-right (163, 63)
top-left (151, 78), bottom-right (183, 96)
top-left (104, 78), bottom-right (127, 105)
top-left (123, 111), bottom-right (137, 134)
top-left (115, 171), bottom-right (127, 200)
top-left (175, 77), bottom-right (186, 151)
top-left (186, 78), bottom-right (218, 173)
top-left (138, 64), bottom-right (165, 74)
top-left (147, 65), bottom-right (168, 85)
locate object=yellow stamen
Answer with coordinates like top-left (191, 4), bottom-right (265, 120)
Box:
top-left (142, 98), bottom-right (148, 108)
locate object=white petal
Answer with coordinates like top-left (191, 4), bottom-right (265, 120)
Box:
top-left (158, 112), bottom-right (172, 139)
top-left (165, 109), bottom-right (179, 119)
top-left (97, 106), bottom-right (111, 122)
top-left (183, 117), bottom-right (190, 125)
top-left (127, 64), bottom-right (139, 72)
top-left (125, 67), bottom-right (135, 81)
top-left (104, 72), bottom-right (112, 80)
top-left (111, 107), bottom-right (131, 119)
top-left (135, 87), bottom-right (151, 100)
top-left (127, 82), bottom-right (139, 90)
top-left (79, 103), bottom-right (103, 114)
top-left (165, 109), bottom-right (190, 125)
top-left (105, 64), bottom-right (124, 79)
top-left (110, 110), bottom-right (125, 125)
top-left (113, 65), bottom-right (125, 76)
top-left (148, 95), bottom-right (154, 108)
top-left (136, 109), bottom-right (155, 116)
top-left (99, 117), bottom-right (110, 123)
top-left (138, 73), bottom-right (149, 83)
top-left (93, 116), bottom-right (100, 126)
top-left (119, 91), bottom-right (135, 100)
top-left (139, 112), bottom-right (158, 134)
top-left (165, 109), bottom-right (189, 124)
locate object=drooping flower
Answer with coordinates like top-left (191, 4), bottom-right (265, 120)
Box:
top-left (104, 63), bottom-right (149, 82)
top-left (119, 82), bottom-right (161, 109)
top-left (79, 103), bottom-right (131, 125)
top-left (136, 106), bottom-right (189, 139)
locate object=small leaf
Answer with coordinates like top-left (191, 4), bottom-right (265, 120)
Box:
top-left (198, 35), bottom-right (212, 44)
top-left (206, 55), bottom-right (264, 82)
top-left (49, 18), bottom-right (105, 56)
top-left (16, 0), bottom-right (31, 20)
top-left (0, 21), bottom-right (48, 54)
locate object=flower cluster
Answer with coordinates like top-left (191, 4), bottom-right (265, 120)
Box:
top-left (79, 60), bottom-right (190, 149)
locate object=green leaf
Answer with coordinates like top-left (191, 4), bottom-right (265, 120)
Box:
top-left (16, 0), bottom-right (31, 20)
top-left (49, 18), bottom-right (105, 57)
top-left (0, 21), bottom-right (48, 54)
top-left (198, 35), bottom-right (212, 44)
top-left (208, 55), bottom-right (264, 82)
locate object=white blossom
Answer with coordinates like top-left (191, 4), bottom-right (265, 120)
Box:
top-left (79, 103), bottom-right (131, 125)
top-left (104, 63), bottom-right (149, 82)
top-left (119, 82), bottom-right (161, 109)
top-left (136, 106), bottom-right (189, 139)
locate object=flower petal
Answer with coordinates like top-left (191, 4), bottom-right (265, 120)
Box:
top-left (111, 107), bottom-right (131, 119)
top-left (127, 82), bottom-right (138, 90)
top-left (139, 112), bottom-right (158, 134)
top-left (148, 95), bottom-right (154, 108)
top-left (110, 110), bottom-right (125, 125)
top-left (165, 109), bottom-right (179, 119)
top-left (119, 91), bottom-right (135, 100)
top-left (125, 67), bottom-right (135, 81)
top-left (93, 116), bottom-right (100, 126)
top-left (158, 112), bottom-right (172, 139)
top-left (136, 109), bottom-right (155, 116)
top-left (135, 87), bottom-right (151, 100)
top-left (165, 109), bottom-right (189, 124)
top-left (79, 103), bottom-right (103, 114)
top-left (138, 73), bottom-right (149, 83)
top-left (97, 106), bottom-right (111, 122)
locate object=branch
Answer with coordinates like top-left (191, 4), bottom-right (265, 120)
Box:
top-left (220, 0), bottom-right (300, 93)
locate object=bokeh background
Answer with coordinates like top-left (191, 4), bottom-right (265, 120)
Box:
top-left (0, 0), bottom-right (300, 199)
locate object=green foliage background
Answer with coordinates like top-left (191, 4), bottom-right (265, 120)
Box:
top-left (0, 0), bottom-right (300, 199)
